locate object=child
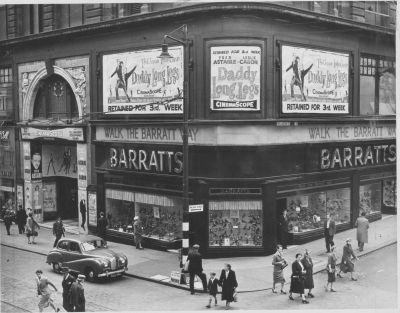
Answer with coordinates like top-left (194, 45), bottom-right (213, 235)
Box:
top-left (206, 272), bottom-right (219, 308)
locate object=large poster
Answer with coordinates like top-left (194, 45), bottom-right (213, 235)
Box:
top-left (210, 46), bottom-right (261, 111)
top-left (103, 47), bottom-right (184, 115)
top-left (31, 143), bottom-right (42, 180)
top-left (88, 191), bottom-right (97, 227)
top-left (282, 45), bottom-right (349, 114)
top-left (23, 141), bottom-right (31, 181)
top-left (43, 182), bottom-right (57, 213)
top-left (42, 145), bottom-right (77, 178)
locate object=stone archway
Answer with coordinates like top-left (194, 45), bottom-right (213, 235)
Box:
top-left (22, 66), bottom-right (84, 121)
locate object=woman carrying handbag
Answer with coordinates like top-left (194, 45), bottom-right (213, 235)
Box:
top-left (26, 212), bottom-right (40, 244)
top-left (219, 264), bottom-right (238, 310)
top-left (325, 245), bottom-right (337, 292)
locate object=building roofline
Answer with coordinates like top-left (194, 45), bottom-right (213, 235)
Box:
top-left (0, 2), bottom-right (395, 49)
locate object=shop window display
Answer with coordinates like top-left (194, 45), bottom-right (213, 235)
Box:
top-left (359, 183), bottom-right (382, 215)
top-left (208, 201), bottom-right (262, 247)
top-left (105, 189), bottom-right (182, 242)
top-left (383, 179), bottom-right (396, 208)
top-left (285, 188), bottom-right (351, 233)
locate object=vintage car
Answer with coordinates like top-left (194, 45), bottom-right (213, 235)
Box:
top-left (46, 235), bottom-right (128, 281)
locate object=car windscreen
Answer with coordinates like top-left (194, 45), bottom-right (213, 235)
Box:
top-left (80, 241), bottom-right (97, 252)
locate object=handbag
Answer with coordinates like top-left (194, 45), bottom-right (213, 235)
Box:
top-left (281, 262), bottom-right (288, 270)
top-left (233, 291), bottom-right (238, 302)
top-left (183, 260), bottom-right (190, 272)
top-left (33, 230), bottom-right (38, 237)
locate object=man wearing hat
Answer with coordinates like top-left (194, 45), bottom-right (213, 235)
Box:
top-left (187, 244), bottom-right (207, 294)
top-left (97, 212), bottom-right (108, 240)
top-left (70, 274), bottom-right (86, 312)
top-left (133, 216), bottom-right (144, 250)
top-left (61, 268), bottom-right (76, 312)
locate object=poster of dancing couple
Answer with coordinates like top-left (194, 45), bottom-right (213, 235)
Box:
top-left (281, 45), bottom-right (349, 114)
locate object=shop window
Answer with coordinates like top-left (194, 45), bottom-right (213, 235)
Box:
top-left (208, 200), bottom-right (263, 247)
top-left (105, 189), bottom-right (182, 242)
top-left (383, 179), bottom-right (396, 208)
top-left (285, 187), bottom-right (351, 233)
top-left (359, 183), bottom-right (382, 215)
top-left (360, 55), bottom-right (395, 116)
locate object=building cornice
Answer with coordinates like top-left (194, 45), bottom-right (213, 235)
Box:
top-left (0, 2), bottom-right (395, 48)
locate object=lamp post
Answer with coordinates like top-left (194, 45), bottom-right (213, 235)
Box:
top-left (158, 25), bottom-right (192, 266)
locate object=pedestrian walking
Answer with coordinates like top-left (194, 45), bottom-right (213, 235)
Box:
top-left (323, 213), bottom-right (336, 253)
top-left (3, 209), bottom-right (14, 235)
top-left (97, 212), bottom-right (108, 239)
top-left (26, 212), bottom-right (40, 244)
top-left (301, 249), bottom-right (314, 298)
top-left (278, 209), bottom-right (289, 249)
top-left (206, 272), bottom-right (219, 308)
top-left (271, 244), bottom-right (287, 294)
top-left (35, 269), bottom-right (60, 312)
top-left (187, 244), bottom-right (207, 294)
top-left (53, 217), bottom-right (65, 248)
top-left (325, 245), bottom-right (337, 292)
top-left (219, 264), bottom-right (238, 310)
top-left (79, 199), bottom-right (86, 231)
top-left (16, 205), bottom-right (27, 234)
top-left (289, 253), bottom-right (309, 304)
top-left (355, 212), bottom-right (369, 252)
top-left (61, 268), bottom-right (76, 312)
top-left (70, 274), bottom-right (86, 312)
top-left (338, 238), bottom-right (359, 281)
top-left (133, 216), bottom-right (144, 249)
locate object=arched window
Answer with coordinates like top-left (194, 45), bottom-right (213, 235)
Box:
top-left (32, 74), bottom-right (78, 120)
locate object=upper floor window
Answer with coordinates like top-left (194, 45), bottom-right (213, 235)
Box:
top-left (360, 55), bottom-right (395, 116)
top-left (0, 67), bottom-right (13, 118)
top-left (33, 74), bottom-right (78, 120)
top-left (365, 1), bottom-right (390, 27)
top-left (0, 67), bottom-right (12, 83)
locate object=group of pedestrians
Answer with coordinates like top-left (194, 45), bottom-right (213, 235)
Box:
top-left (35, 268), bottom-right (86, 312)
top-left (186, 244), bottom-right (238, 310)
top-left (272, 210), bottom-right (370, 305)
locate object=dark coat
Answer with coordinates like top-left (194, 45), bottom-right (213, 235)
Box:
top-left (278, 214), bottom-right (289, 232)
top-left (62, 274), bottom-right (76, 311)
top-left (208, 278), bottom-right (219, 296)
top-left (70, 281), bottom-right (85, 312)
top-left (289, 261), bottom-right (305, 294)
top-left (187, 251), bottom-right (203, 273)
top-left (219, 269), bottom-right (238, 302)
top-left (355, 216), bottom-right (369, 243)
top-left (53, 221), bottom-right (65, 237)
top-left (301, 255), bottom-right (314, 289)
top-left (97, 216), bottom-right (107, 236)
top-left (323, 219), bottom-right (336, 237)
top-left (340, 243), bottom-right (356, 273)
top-left (16, 209), bottom-right (27, 225)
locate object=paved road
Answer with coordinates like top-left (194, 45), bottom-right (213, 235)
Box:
top-left (1, 244), bottom-right (397, 311)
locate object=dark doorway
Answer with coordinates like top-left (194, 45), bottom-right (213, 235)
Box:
top-left (58, 177), bottom-right (78, 219)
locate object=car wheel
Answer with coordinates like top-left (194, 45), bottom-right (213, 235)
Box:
top-left (52, 262), bottom-right (62, 273)
top-left (85, 267), bottom-right (97, 282)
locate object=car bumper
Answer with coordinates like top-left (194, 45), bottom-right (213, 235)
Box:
top-left (98, 267), bottom-right (127, 277)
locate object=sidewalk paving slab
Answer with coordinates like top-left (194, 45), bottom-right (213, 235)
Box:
top-left (1, 214), bottom-right (396, 293)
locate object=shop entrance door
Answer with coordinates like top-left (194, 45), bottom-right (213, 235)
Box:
top-left (58, 177), bottom-right (78, 220)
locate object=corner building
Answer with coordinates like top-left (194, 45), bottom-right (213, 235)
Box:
top-left (0, 2), bottom-right (396, 256)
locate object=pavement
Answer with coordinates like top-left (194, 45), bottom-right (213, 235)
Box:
top-left (0, 214), bottom-right (397, 293)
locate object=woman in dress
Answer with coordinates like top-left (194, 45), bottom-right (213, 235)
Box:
top-left (26, 212), bottom-right (40, 244)
top-left (272, 244), bottom-right (287, 294)
top-left (219, 264), bottom-right (238, 310)
top-left (301, 249), bottom-right (314, 298)
top-left (325, 244), bottom-right (337, 292)
top-left (337, 238), bottom-right (359, 281)
top-left (289, 253), bottom-right (309, 304)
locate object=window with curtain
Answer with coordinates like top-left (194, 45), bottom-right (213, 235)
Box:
top-left (360, 55), bottom-right (395, 116)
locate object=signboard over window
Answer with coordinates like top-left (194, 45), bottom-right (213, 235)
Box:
top-left (103, 47), bottom-right (184, 115)
top-left (210, 46), bottom-right (261, 111)
top-left (281, 45), bottom-right (349, 114)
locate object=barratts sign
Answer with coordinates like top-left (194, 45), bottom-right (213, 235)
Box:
top-left (210, 46), bottom-right (261, 111)
top-left (282, 45), bottom-right (349, 114)
top-left (103, 47), bottom-right (184, 114)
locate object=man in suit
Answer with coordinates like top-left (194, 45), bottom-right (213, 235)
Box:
top-left (278, 209), bottom-right (289, 249)
top-left (187, 244), bottom-right (207, 295)
top-left (323, 213), bottom-right (336, 253)
top-left (70, 274), bottom-right (86, 312)
top-left (61, 268), bottom-right (76, 312)
top-left (97, 212), bottom-right (108, 240)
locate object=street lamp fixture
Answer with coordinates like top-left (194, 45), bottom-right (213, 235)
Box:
top-left (158, 25), bottom-right (192, 267)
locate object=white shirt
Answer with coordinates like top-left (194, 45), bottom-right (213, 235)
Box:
top-left (298, 260), bottom-right (304, 271)
top-left (326, 219), bottom-right (330, 229)
top-left (225, 270), bottom-right (230, 277)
